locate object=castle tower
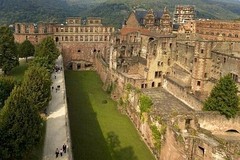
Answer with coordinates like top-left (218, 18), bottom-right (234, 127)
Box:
top-left (191, 41), bottom-right (213, 99)
top-left (144, 9), bottom-right (155, 28)
top-left (160, 7), bottom-right (172, 34)
top-left (173, 5), bottom-right (195, 24)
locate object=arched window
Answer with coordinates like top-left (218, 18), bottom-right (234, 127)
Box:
top-left (152, 82), bottom-right (155, 87)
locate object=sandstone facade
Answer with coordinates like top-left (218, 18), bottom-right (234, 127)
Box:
top-left (173, 5), bottom-right (195, 24)
top-left (13, 7), bottom-right (240, 160)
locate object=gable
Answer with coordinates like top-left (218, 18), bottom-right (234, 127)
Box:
top-left (126, 12), bottom-right (140, 28)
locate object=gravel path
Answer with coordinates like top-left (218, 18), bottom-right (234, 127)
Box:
top-left (43, 55), bottom-right (70, 160)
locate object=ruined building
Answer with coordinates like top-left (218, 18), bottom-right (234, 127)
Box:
top-left (14, 7), bottom-right (240, 160)
top-left (173, 5), bottom-right (195, 24)
top-left (178, 19), bottom-right (240, 41)
top-left (14, 17), bottom-right (114, 70)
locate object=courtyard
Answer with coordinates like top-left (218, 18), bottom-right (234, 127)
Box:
top-left (65, 70), bottom-right (155, 160)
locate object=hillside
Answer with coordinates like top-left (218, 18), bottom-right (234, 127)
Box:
top-left (0, 0), bottom-right (240, 27)
top-left (67, 0), bottom-right (240, 27)
top-left (97, 0), bottom-right (240, 19)
top-left (0, 0), bottom-right (82, 24)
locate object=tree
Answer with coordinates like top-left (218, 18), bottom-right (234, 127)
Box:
top-left (22, 65), bottom-right (52, 111)
top-left (0, 86), bottom-right (42, 159)
top-left (0, 76), bottom-right (15, 109)
top-left (203, 74), bottom-right (239, 118)
top-left (30, 56), bottom-right (54, 72)
top-left (35, 36), bottom-right (59, 66)
top-left (0, 26), bottom-right (19, 74)
top-left (18, 40), bottom-right (35, 62)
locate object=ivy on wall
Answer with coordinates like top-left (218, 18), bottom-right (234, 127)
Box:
top-left (150, 124), bottom-right (166, 150)
top-left (139, 94), bottom-right (153, 115)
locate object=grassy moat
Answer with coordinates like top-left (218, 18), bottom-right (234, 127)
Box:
top-left (65, 70), bottom-right (155, 160)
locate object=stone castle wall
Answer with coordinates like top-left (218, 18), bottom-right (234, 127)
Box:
top-left (197, 112), bottom-right (240, 134)
top-left (14, 23), bottom-right (54, 44)
top-left (163, 78), bottom-right (203, 111)
top-left (61, 42), bottom-right (109, 66)
top-left (193, 20), bottom-right (240, 41)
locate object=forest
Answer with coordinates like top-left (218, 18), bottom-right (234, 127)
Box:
top-left (1, 0), bottom-right (240, 28)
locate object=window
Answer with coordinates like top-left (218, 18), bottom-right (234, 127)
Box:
top-left (155, 71), bottom-right (162, 78)
top-left (230, 73), bottom-right (238, 82)
top-left (145, 84), bottom-right (147, 88)
top-left (152, 82), bottom-right (155, 87)
top-left (223, 57), bottom-right (226, 63)
top-left (65, 27), bottom-right (68, 32)
top-left (78, 50), bottom-right (81, 52)
top-left (194, 58), bottom-right (197, 62)
top-left (185, 119), bottom-right (191, 129)
top-left (197, 81), bottom-right (201, 86)
top-left (80, 36), bottom-right (83, 41)
top-left (201, 49), bottom-right (204, 54)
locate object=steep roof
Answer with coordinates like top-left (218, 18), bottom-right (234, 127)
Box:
top-left (134, 9), bottom-right (163, 26)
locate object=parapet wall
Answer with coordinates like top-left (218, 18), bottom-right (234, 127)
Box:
top-left (197, 111), bottom-right (240, 134)
top-left (163, 78), bottom-right (203, 111)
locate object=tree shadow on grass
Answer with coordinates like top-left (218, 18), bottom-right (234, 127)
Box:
top-left (107, 131), bottom-right (138, 160)
top-left (65, 71), bottom-right (112, 160)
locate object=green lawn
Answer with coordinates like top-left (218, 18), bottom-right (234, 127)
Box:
top-left (65, 70), bottom-right (155, 160)
top-left (9, 59), bottom-right (29, 81)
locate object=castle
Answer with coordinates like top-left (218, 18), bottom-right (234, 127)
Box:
top-left (14, 6), bottom-right (240, 160)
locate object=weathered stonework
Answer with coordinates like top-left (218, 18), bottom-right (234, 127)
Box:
top-left (14, 7), bottom-right (240, 160)
top-left (173, 5), bottom-right (195, 24)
